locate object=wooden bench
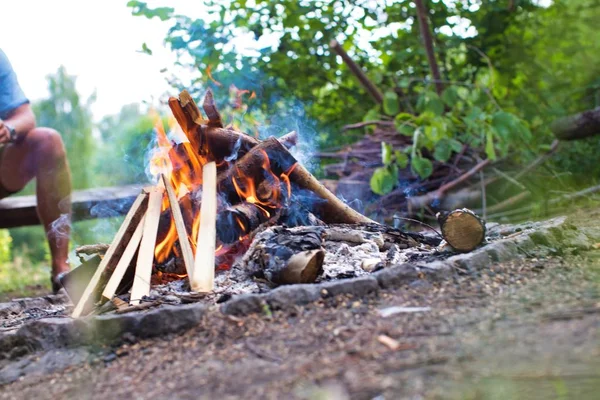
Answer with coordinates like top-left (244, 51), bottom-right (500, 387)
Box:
top-left (0, 184), bottom-right (145, 229)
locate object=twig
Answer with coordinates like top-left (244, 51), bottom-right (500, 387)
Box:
top-left (342, 120), bottom-right (394, 132)
top-left (330, 39), bottom-right (384, 104)
top-left (480, 170), bottom-right (487, 219)
top-left (512, 139), bottom-right (560, 182)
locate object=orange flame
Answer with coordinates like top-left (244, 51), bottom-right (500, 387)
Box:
top-left (149, 93), bottom-right (295, 273)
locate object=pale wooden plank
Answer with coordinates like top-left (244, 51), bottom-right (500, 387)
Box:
top-left (129, 186), bottom-right (164, 305)
top-left (71, 191), bottom-right (148, 318)
top-left (161, 174), bottom-right (195, 278)
top-left (191, 162), bottom-right (217, 292)
top-left (101, 214), bottom-right (145, 300)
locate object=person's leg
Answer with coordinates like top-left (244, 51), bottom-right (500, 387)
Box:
top-left (0, 127), bottom-right (72, 281)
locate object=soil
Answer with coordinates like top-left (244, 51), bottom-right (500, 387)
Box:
top-left (1, 214), bottom-right (599, 399)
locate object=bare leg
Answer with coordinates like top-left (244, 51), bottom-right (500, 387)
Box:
top-left (0, 127), bottom-right (72, 279)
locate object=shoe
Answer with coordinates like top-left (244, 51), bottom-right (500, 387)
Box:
top-left (51, 272), bottom-right (67, 294)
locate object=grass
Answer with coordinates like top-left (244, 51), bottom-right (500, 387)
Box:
top-left (0, 256), bottom-right (51, 301)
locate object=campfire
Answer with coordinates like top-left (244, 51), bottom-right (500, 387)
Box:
top-left (67, 89), bottom-right (485, 318)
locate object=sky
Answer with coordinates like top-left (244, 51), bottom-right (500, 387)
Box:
top-left (0, 0), bottom-right (201, 121)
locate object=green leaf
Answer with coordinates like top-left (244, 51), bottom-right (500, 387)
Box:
top-left (491, 111), bottom-right (514, 139)
top-left (394, 150), bottom-right (408, 168)
top-left (140, 43), bottom-right (153, 55)
top-left (363, 107), bottom-right (379, 123)
top-left (485, 130), bottom-right (496, 160)
top-left (370, 167), bottom-right (397, 195)
top-left (411, 156), bottom-right (433, 179)
top-left (383, 91), bottom-right (400, 116)
top-left (448, 138), bottom-right (463, 153)
top-left (433, 139), bottom-right (452, 162)
top-left (425, 93), bottom-right (444, 116)
top-left (394, 113), bottom-right (415, 136)
top-left (441, 87), bottom-right (460, 107)
top-left (381, 142), bottom-right (393, 165)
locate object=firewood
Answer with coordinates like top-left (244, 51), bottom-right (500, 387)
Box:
top-left (243, 226), bottom-right (325, 284)
top-left (216, 202), bottom-right (272, 244)
top-left (278, 130), bottom-right (298, 149)
top-left (202, 89), bottom-right (223, 127)
top-left (289, 162), bottom-right (376, 225)
top-left (192, 161), bottom-right (217, 293)
top-left (130, 186), bottom-right (164, 305)
top-left (217, 137), bottom-right (375, 225)
top-left (217, 137), bottom-right (297, 204)
top-left (71, 192), bottom-right (149, 318)
top-left (101, 215), bottom-right (145, 301)
top-left (437, 209), bottom-right (486, 252)
top-left (161, 174), bottom-right (195, 278)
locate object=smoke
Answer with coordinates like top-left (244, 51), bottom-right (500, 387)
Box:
top-left (48, 213), bottom-right (70, 240)
top-left (224, 136), bottom-right (243, 162)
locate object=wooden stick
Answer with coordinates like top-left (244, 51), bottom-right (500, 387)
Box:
top-left (71, 192), bottom-right (148, 318)
top-left (101, 215), bottom-right (145, 300)
top-left (192, 161), bottom-right (217, 293)
top-left (202, 89), bottom-right (223, 128)
top-left (408, 158), bottom-right (491, 210)
top-left (330, 40), bottom-right (384, 104)
top-left (130, 187), bottom-right (164, 305)
top-left (161, 173), bottom-right (195, 278)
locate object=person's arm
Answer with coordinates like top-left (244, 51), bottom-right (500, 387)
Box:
top-left (0, 103), bottom-right (36, 143)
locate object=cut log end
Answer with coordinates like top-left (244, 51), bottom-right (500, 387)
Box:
top-left (438, 209), bottom-right (486, 252)
top-left (277, 248), bottom-right (325, 284)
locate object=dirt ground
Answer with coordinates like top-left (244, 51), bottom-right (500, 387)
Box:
top-left (1, 217), bottom-right (599, 399)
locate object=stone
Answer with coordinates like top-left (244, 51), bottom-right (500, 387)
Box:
top-left (16, 318), bottom-right (82, 351)
top-left (136, 303), bottom-right (206, 338)
top-left (92, 313), bottom-right (141, 344)
top-left (0, 302), bottom-right (21, 319)
top-left (220, 294), bottom-right (265, 316)
top-left (374, 264), bottom-right (420, 289)
top-left (265, 285), bottom-right (322, 310)
top-left (319, 276), bottom-right (379, 298)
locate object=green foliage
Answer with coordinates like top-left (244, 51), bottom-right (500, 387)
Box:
top-left (0, 230), bottom-right (12, 264)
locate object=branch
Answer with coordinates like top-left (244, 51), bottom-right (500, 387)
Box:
top-left (342, 120), bottom-right (394, 132)
top-left (330, 39), bottom-right (384, 104)
top-left (414, 0), bottom-right (444, 96)
top-left (550, 106), bottom-right (600, 140)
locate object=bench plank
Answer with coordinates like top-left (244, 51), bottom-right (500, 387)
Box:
top-left (0, 184), bottom-right (145, 229)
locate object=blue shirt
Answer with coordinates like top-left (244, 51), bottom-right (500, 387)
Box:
top-left (0, 49), bottom-right (29, 120)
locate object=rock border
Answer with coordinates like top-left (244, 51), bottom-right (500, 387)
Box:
top-left (1, 216), bottom-right (597, 360)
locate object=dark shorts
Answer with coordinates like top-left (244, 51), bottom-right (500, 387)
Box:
top-left (0, 145), bottom-right (18, 199)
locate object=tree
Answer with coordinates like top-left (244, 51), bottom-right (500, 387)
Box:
top-left (33, 66), bottom-right (96, 190)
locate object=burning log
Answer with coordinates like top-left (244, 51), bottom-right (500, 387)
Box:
top-left (437, 209), bottom-right (486, 252)
top-left (130, 186), bottom-right (164, 305)
top-left (202, 89), bottom-right (223, 128)
top-left (71, 192), bottom-right (149, 317)
top-left (243, 226), bottom-right (325, 284)
top-left (217, 137), bottom-right (297, 204)
top-left (192, 161), bottom-right (217, 293)
top-left (217, 136), bottom-right (375, 225)
top-left (216, 202), bottom-right (272, 244)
